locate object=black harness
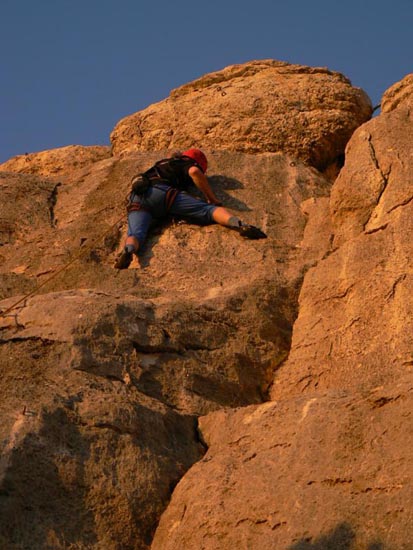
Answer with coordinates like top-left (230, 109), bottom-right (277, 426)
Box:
top-left (127, 156), bottom-right (198, 214)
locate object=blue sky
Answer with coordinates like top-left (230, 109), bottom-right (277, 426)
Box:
top-left (1, 0), bottom-right (412, 163)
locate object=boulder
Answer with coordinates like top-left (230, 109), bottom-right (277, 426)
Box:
top-left (152, 377), bottom-right (413, 550)
top-left (110, 60), bottom-right (372, 172)
top-left (381, 73), bottom-right (413, 113)
top-left (0, 312), bottom-right (202, 550)
top-left (271, 80), bottom-right (413, 401)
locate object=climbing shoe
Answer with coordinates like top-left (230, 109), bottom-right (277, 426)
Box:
top-left (236, 223), bottom-right (267, 240)
top-left (115, 247), bottom-right (133, 269)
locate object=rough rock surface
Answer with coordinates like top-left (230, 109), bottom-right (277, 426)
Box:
top-left (0, 145), bottom-right (111, 179)
top-left (153, 378), bottom-right (413, 550)
top-left (110, 60), bottom-right (372, 172)
top-left (149, 76), bottom-right (413, 550)
top-left (271, 86), bottom-right (413, 400)
top-left (0, 146), bottom-right (331, 548)
top-left (381, 73), bottom-right (413, 113)
top-left (0, 329), bottom-right (201, 550)
top-left (5, 64), bottom-right (407, 550)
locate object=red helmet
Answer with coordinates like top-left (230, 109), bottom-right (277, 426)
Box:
top-left (182, 148), bottom-right (208, 173)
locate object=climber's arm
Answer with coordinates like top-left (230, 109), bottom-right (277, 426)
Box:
top-left (188, 166), bottom-right (222, 205)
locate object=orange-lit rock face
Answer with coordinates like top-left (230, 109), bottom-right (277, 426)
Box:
top-left (110, 60), bottom-right (372, 172)
top-left (6, 63), bottom-right (413, 550)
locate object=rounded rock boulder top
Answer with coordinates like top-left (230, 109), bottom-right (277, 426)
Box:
top-left (110, 59), bottom-right (372, 172)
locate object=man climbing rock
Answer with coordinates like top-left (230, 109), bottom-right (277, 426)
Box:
top-left (115, 148), bottom-right (266, 269)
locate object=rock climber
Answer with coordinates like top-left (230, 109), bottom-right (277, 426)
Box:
top-left (115, 148), bottom-right (266, 269)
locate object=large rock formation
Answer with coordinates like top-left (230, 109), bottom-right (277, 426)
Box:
top-left (150, 75), bottom-right (413, 549)
top-left (271, 78), bottom-right (413, 400)
top-left (4, 61), bottom-right (409, 550)
top-left (110, 60), bottom-right (372, 172)
top-left (153, 378), bottom-right (413, 550)
top-left (0, 141), bottom-right (331, 547)
top-left (0, 332), bottom-right (202, 550)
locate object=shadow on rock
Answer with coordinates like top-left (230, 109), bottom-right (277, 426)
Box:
top-left (208, 175), bottom-right (251, 212)
top-left (136, 221), bottom-right (166, 268)
top-left (289, 523), bottom-right (385, 550)
top-left (0, 407), bottom-right (96, 550)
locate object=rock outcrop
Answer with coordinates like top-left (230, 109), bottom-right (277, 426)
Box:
top-left (0, 141), bottom-right (331, 548)
top-left (153, 378), bottom-right (413, 550)
top-left (0, 331), bottom-right (201, 550)
top-left (271, 78), bottom-right (413, 400)
top-left (381, 73), bottom-right (413, 113)
top-left (110, 60), bottom-right (372, 172)
top-left (3, 61), bottom-right (410, 550)
top-left (0, 145), bottom-right (111, 179)
top-left (149, 75), bottom-right (413, 549)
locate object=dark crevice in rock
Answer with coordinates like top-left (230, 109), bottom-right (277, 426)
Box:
top-left (132, 341), bottom-right (185, 356)
top-left (384, 274), bottom-right (407, 302)
top-left (0, 336), bottom-right (55, 346)
top-left (365, 223), bottom-right (389, 235)
top-left (132, 340), bottom-right (223, 357)
top-left (367, 134), bottom-right (390, 200)
top-left (47, 182), bottom-right (61, 228)
top-left (194, 417), bottom-right (208, 453)
top-left (362, 134), bottom-right (392, 232)
top-left (0, 314), bottom-right (25, 331)
top-left (387, 194), bottom-right (413, 214)
top-left (370, 394), bottom-right (402, 408)
top-left (321, 283), bottom-right (355, 302)
top-left (93, 422), bottom-right (125, 434)
top-left (321, 478), bottom-right (353, 486)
